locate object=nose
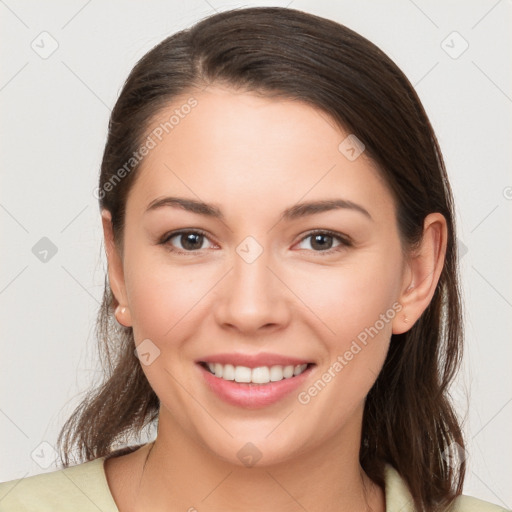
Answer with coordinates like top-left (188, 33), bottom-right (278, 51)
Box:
top-left (213, 239), bottom-right (291, 335)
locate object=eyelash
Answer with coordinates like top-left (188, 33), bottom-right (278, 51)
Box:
top-left (159, 228), bottom-right (352, 256)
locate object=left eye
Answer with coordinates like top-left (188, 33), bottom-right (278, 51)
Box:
top-left (296, 231), bottom-right (349, 252)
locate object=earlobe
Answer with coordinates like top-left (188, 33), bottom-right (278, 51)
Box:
top-left (101, 209), bottom-right (131, 326)
top-left (392, 213), bottom-right (447, 335)
top-left (114, 304), bottom-right (132, 328)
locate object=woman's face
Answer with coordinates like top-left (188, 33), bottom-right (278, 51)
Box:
top-left (107, 86), bottom-right (411, 466)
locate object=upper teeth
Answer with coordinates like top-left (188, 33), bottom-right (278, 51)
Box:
top-left (206, 363), bottom-right (308, 384)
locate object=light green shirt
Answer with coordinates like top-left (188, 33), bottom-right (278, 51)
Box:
top-left (0, 458), bottom-right (508, 511)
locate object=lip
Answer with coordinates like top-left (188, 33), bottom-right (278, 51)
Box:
top-left (196, 360), bottom-right (315, 409)
top-left (196, 352), bottom-right (313, 368)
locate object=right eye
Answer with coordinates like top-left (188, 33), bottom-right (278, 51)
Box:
top-left (160, 229), bottom-right (217, 254)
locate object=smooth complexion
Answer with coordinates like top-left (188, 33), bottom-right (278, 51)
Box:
top-left (102, 86), bottom-right (447, 512)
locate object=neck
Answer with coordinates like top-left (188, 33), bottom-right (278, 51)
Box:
top-left (128, 407), bottom-right (385, 512)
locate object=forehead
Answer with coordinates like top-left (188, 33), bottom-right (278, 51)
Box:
top-left (126, 86), bottom-right (395, 220)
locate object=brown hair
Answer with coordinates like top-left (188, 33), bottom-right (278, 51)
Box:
top-left (57, 7), bottom-right (465, 511)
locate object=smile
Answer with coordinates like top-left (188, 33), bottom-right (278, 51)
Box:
top-left (200, 361), bottom-right (310, 384)
top-left (196, 354), bottom-right (316, 408)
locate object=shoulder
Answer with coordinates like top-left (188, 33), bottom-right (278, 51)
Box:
top-left (383, 464), bottom-right (509, 512)
top-left (448, 495), bottom-right (510, 512)
top-left (0, 457), bottom-right (119, 512)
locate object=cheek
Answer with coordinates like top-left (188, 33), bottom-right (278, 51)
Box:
top-left (290, 250), bottom-right (403, 345)
top-left (123, 247), bottom-right (214, 342)
top-left (132, 276), bottom-right (208, 343)
top-left (291, 255), bottom-right (402, 427)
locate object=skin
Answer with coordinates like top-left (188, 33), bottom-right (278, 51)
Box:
top-left (101, 86), bottom-right (447, 512)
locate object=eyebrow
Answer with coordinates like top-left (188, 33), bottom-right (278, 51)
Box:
top-left (145, 196), bottom-right (372, 221)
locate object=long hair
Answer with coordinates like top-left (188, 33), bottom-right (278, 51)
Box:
top-left (57, 8), bottom-right (465, 511)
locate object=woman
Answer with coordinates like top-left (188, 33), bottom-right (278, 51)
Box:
top-left (0, 6), bottom-right (506, 512)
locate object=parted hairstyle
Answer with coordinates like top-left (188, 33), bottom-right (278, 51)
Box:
top-left (57, 7), bottom-right (466, 512)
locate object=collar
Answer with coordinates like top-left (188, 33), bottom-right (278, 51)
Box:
top-left (384, 464), bottom-right (416, 511)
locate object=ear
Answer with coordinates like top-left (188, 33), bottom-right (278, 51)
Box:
top-left (101, 209), bottom-right (132, 327)
top-left (392, 212), bottom-right (448, 335)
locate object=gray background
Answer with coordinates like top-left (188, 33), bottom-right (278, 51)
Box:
top-left (1, 0), bottom-right (511, 507)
